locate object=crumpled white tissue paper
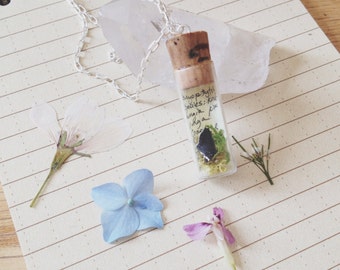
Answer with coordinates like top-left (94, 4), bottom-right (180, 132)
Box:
top-left (99, 0), bottom-right (275, 94)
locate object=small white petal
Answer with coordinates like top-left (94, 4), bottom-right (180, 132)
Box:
top-left (75, 118), bottom-right (132, 154)
top-left (62, 96), bottom-right (105, 146)
top-left (30, 102), bottom-right (60, 143)
top-left (212, 225), bottom-right (224, 241)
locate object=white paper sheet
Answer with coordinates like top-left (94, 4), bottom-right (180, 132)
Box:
top-left (0, 0), bottom-right (339, 269)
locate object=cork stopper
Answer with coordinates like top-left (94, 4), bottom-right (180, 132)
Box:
top-left (166, 31), bottom-right (211, 70)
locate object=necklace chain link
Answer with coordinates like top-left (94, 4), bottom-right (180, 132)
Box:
top-left (67, 0), bottom-right (185, 101)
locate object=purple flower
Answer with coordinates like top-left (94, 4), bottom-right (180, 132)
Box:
top-left (183, 207), bottom-right (235, 244)
top-left (184, 207), bottom-right (236, 270)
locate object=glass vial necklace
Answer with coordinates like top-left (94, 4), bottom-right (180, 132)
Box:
top-left (69, 1), bottom-right (236, 178)
top-left (166, 31), bottom-right (236, 178)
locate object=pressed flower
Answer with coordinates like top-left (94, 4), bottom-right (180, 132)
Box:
top-left (184, 207), bottom-right (236, 270)
top-left (233, 134), bottom-right (273, 185)
top-left (29, 96), bottom-right (132, 207)
top-left (92, 169), bottom-right (164, 243)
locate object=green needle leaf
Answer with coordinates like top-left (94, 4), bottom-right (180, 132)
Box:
top-left (233, 134), bottom-right (274, 185)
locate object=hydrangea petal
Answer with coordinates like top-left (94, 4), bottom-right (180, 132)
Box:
top-left (92, 183), bottom-right (127, 211)
top-left (101, 206), bottom-right (139, 243)
top-left (135, 207), bottom-right (164, 230)
top-left (134, 193), bottom-right (163, 211)
top-left (30, 102), bottom-right (61, 143)
top-left (75, 118), bottom-right (132, 154)
top-left (183, 222), bottom-right (212, 240)
top-left (123, 169), bottom-right (153, 198)
top-left (62, 96), bottom-right (105, 146)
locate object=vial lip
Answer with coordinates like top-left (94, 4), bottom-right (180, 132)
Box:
top-left (174, 61), bottom-right (215, 89)
top-left (166, 31), bottom-right (211, 70)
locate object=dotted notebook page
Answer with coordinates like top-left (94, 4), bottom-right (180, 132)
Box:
top-left (0, 0), bottom-right (339, 269)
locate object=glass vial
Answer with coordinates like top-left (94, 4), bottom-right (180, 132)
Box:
top-left (166, 31), bottom-right (236, 179)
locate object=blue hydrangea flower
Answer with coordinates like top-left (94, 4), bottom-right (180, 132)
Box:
top-left (91, 169), bottom-right (164, 243)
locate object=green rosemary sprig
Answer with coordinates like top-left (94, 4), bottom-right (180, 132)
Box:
top-left (232, 134), bottom-right (273, 185)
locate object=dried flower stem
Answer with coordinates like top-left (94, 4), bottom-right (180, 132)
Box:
top-left (30, 167), bottom-right (57, 208)
top-left (216, 235), bottom-right (236, 270)
top-left (30, 147), bottom-right (73, 207)
top-left (232, 134), bottom-right (273, 185)
top-left (30, 130), bottom-right (92, 207)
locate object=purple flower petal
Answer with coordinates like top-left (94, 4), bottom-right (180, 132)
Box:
top-left (213, 207), bottom-right (236, 244)
top-left (183, 222), bottom-right (212, 241)
top-left (213, 207), bottom-right (224, 221)
top-left (221, 225), bottom-right (236, 245)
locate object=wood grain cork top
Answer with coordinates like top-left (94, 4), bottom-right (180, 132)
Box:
top-left (166, 31), bottom-right (211, 70)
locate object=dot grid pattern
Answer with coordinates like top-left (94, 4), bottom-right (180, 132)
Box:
top-left (0, 0), bottom-right (339, 269)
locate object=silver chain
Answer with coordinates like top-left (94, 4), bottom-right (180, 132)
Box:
top-left (67, 0), bottom-right (185, 101)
